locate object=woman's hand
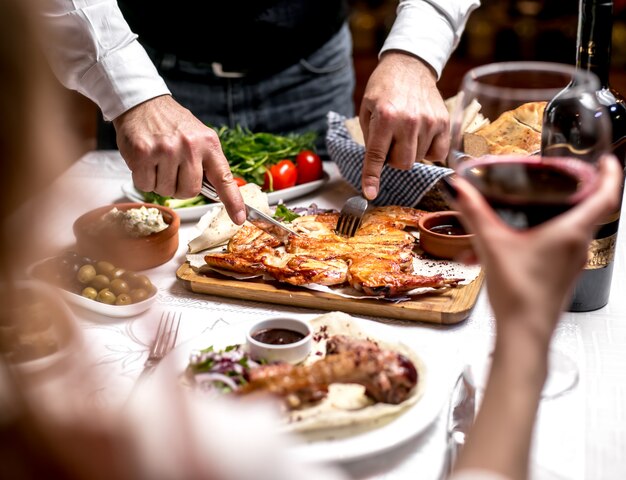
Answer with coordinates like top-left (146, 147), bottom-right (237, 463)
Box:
top-left (448, 156), bottom-right (622, 480)
top-left (450, 155), bottom-right (622, 350)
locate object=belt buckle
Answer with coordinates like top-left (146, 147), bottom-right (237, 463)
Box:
top-left (211, 62), bottom-right (246, 79)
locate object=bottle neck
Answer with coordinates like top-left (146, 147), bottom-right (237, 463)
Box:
top-left (576, 0), bottom-right (613, 87)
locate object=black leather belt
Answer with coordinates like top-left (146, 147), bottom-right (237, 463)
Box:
top-left (144, 43), bottom-right (295, 80)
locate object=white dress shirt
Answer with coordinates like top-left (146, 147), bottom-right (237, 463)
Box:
top-left (382, 0), bottom-right (481, 77)
top-left (42, 0), bottom-right (480, 122)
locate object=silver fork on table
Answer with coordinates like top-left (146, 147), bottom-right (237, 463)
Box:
top-left (336, 195), bottom-right (369, 237)
top-left (135, 311), bottom-right (181, 384)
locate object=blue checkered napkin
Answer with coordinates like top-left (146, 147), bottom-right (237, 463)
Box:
top-left (325, 111), bottom-right (453, 207)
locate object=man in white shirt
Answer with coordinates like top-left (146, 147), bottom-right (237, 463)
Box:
top-left (41, 0), bottom-right (479, 225)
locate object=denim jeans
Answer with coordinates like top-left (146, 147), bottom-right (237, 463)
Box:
top-left (98, 23), bottom-right (355, 159)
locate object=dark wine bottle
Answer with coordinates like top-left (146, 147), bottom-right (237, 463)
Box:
top-left (569, 0), bottom-right (626, 311)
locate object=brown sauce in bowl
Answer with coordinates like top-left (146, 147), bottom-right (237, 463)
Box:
top-left (252, 328), bottom-right (305, 345)
top-left (429, 222), bottom-right (467, 236)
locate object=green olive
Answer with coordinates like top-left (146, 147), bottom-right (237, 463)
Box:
top-left (96, 288), bottom-right (116, 305)
top-left (95, 261), bottom-right (116, 277)
top-left (132, 274), bottom-right (153, 290)
top-left (111, 267), bottom-right (126, 279)
top-left (77, 264), bottom-right (97, 284)
top-left (115, 293), bottom-right (132, 305)
top-left (90, 274), bottom-right (110, 291)
top-left (129, 288), bottom-right (149, 303)
top-left (110, 279), bottom-right (130, 296)
top-left (81, 286), bottom-right (98, 300)
top-left (122, 271), bottom-right (138, 284)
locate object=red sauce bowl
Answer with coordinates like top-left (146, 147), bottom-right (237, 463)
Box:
top-left (417, 211), bottom-right (474, 260)
top-left (73, 203), bottom-right (180, 271)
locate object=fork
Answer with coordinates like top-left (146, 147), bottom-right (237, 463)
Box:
top-left (199, 180), bottom-right (221, 202)
top-left (336, 195), bottom-right (369, 237)
top-left (135, 311), bottom-right (181, 383)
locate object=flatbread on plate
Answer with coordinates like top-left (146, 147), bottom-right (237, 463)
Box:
top-left (280, 312), bottom-right (426, 434)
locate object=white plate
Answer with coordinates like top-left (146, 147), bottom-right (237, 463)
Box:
top-left (55, 286), bottom-right (157, 318)
top-left (121, 173), bottom-right (329, 222)
top-left (28, 258), bottom-right (157, 318)
top-left (5, 280), bottom-right (83, 377)
top-left (156, 317), bottom-right (448, 464)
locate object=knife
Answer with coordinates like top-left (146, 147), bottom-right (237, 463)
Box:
top-left (443, 366), bottom-right (476, 478)
top-left (200, 181), bottom-right (299, 243)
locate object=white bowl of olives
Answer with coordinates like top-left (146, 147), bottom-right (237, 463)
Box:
top-left (29, 252), bottom-right (157, 318)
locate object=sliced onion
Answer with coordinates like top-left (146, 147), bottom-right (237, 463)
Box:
top-left (193, 372), bottom-right (239, 391)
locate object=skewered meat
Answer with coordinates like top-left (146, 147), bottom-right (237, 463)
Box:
top-left (239, 334), bottom-right (418, 405)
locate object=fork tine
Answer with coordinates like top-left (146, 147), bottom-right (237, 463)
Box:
top-left (156, 311), bottom-right (181, 357)
top-left (336, 214), bottom-right (346, 235)
top-left (151, 312), bottom-right (167, 356)
top-left (347, 216), bottom-right (361, 237)
top-left (336, 195), bottom-right (368, 237)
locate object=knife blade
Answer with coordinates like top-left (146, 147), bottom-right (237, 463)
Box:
top-left (245, 204), bottom-right (299, 243)
top-left (200, 181), bottom-right (298, 242)
top-left (443, 366), bottom-right (476, 477)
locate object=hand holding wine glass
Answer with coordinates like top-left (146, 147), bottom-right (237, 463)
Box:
top-left (447, 152), bottom-right (623, 480)
top-left (448, 61), bottom-right (613, 398)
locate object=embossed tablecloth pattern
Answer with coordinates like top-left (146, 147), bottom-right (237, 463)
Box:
top-left (22, 150), bottom-right (626, 480)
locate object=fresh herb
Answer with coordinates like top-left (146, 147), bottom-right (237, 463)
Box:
top-left (139, 125), bottom-right (317, 209)
top-left (273, 204), bottom-right (300, 222)
top-left (216, 125), bottom-right (317, 186)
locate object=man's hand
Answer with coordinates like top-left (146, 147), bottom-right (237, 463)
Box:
top-left (113, 95), bottom-right (246, 224)
top-left (359, 51), bottom-right (449, 200)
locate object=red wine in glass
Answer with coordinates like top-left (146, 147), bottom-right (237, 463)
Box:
top-left (457, 155), bottom-right (599, 229)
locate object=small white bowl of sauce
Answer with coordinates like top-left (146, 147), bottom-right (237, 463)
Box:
top-left (246, 317), bottom-right (312, 364)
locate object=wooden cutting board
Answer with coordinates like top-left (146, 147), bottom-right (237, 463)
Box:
top-left (176, 262), bottom-right (484, 325)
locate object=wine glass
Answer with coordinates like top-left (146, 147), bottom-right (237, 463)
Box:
top-left (448, 61), bottom-right (612, 398)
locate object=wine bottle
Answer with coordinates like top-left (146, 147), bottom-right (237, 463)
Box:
top-left (569, 0), bottom-right (626, 311)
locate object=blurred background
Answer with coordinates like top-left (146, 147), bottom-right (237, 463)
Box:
top-left (64, 0), bottom-right (626, 159)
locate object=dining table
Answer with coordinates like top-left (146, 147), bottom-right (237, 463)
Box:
top-left (20, 149), bottom-right (626, 480)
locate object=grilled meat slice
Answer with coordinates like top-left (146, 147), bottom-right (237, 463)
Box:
top-left (263, 253), bottom-right (349, 286)
top-left (348, 256), bottom-right (461, 296)
top-left (360, 206), bottom-right (428, 229)
top-left (203, 250), bottom-right (271, 275)
top-left (227, 225), bottom-right (282, 253)
top-left (292, 212), bottom-right (340, 233)
top-left (240, 335), bottom-right (418, 405)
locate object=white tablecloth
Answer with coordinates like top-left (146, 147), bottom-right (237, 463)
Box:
top-left (20, 151), bottom-right (626, 479)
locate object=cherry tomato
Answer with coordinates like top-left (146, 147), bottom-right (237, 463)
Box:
top-left (263, 159), bottom-right (297, 191)
top-left (295, 150), bottom-right (323, 184)
top-left (233, 177), bottom-right (247, 187)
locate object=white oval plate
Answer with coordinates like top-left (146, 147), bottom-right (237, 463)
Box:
top-left (28, 258), bottom-right (157, 318)
top-left (122, 173), bottom-right (329, 222)
top-left (155, 317), bottom-right (448, 464)
top-left (56, 287), bottom-right (157, 318)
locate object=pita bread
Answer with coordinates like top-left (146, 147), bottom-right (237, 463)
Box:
top-left (282, 312), bottom-right (425, 434)
top-left (474, 101), bottom-right (546, 155)
top-left (188, 183), bottom-right (272, 253)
